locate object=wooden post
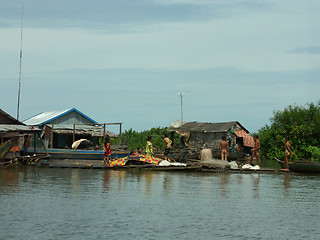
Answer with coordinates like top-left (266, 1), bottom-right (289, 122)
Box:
top-left (33, 132), bottom-right (36, 154)
top-left (50, 124), bottom-right (54, 148)
top-left (73, 124), bottom-right (76, 143)
top-left (37, 132), bottom-right (48, 155)
top-left (103, 123), bottom-right (106, 139)
top-left (119, 123), bottom-right (122, 144)
top-left (170, 131), bottom-right (175, 147)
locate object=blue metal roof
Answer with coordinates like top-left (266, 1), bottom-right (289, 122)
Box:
top-left (23, 108), bottom-right (98, 126)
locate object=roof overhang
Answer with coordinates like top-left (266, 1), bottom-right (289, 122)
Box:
top-left (44, 124), bottom-right (117, 137)
top-left (0, 124), bottom-right (41, 132)
top-left (0, 125), bottom-right (41, 138)
top-left (169, 121), bottom-right (249, 133)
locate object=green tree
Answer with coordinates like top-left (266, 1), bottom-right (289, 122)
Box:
top-left (110, 127), bottom-right (179, 152)
top-left (258, 102), bottom-right (320, 161)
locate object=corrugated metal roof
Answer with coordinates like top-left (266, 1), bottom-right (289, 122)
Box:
top-left (234, 130), bottom-right (254, 147)
top-left (0, 124), bottom-right (40, 132)
top-left (23, 108), bottom-right (97, 126)
top-left (169, 121), bottom-right (249, 133)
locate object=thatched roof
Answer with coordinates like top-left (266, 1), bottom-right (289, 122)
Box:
top-left (50, 124), bottom-right (117, 137)
top-left (169, 121), bottom-right (249, 133)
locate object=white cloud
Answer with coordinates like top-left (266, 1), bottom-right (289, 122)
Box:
top-left (2, 4), bottom-right (319, 77)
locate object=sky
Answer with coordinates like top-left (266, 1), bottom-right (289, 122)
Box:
top-left (1, 0), bottom-right (319, 134)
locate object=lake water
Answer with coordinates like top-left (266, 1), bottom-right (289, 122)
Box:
top-left (0, 167), bottom-right (319, 240)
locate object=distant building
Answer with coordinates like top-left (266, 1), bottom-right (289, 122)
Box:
top-left (23, 108), bottom-right (116, 149)
top-left (0, 109), bottom-right (41, 159)
top-left (169, 121), bottom-right (254, 159)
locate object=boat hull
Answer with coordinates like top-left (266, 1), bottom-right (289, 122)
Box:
top-left (275, 158), bottom-right (320, 173)
top-left (30, 148), bottom-right (128, 161)
top-left (289, 161), bottom-right (320, 173)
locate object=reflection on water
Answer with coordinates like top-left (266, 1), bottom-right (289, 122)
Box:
top-left (252, 174), bottom-right (260, 199)
top-left (283, 174), bottom-right (290, 197)
top-left (102, 170), bottom-right (111, 193)
top-left (0, 169), bottom-right (20, 192)
top-left (219, 174), bottom-right (228, 198)
top-left (162, 174), bottom-right (171, 197)
top-left (0, 168), bottom-right (319, 240)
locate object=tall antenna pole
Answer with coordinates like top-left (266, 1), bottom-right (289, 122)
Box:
top-left (179, 92), bottom-right (184, 123)
top-left (17, 1), bottom-right (24, 120)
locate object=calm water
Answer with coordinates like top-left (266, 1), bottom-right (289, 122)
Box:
top-left (0, 167), bottom-right (319, 240)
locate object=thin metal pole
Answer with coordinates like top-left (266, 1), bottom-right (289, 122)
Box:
top-left (17, 1), bottom-right (24, 120)
top-left (179, 93), bottom-right (183, 123)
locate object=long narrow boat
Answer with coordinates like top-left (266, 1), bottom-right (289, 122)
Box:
top-left (29, 148), bottom-right (128, 161)
top-left (275, 158), bottom-right (320, 173)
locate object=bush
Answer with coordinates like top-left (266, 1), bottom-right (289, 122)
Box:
top-left (258, 102), bottom-right (320, 161)
top-left (301, 145), bottom-right (320, 162)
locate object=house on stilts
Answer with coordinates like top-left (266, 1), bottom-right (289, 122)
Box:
top-left (23, 108), bottom-right (119, 149)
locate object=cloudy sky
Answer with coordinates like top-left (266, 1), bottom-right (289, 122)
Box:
top-left (1, 0), bottom-right (319, 133)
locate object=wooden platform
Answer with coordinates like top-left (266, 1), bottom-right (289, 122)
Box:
top-left (48, 159), bottom-right (200, 171)
top-left (199, 167), bottom-right (278, 173)
top-left (49, 159), bottom-right (105, 169)
top-left (112, 165), bottom-right (201, 171)
top-left (42, 159), bottom-right (293, 174)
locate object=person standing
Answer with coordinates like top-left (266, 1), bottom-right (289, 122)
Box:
top-left (249, 135), bottom-right (261, 167)
top-left (103, 136), bottom-right (111, 167)
top-left (146, 136), bottom-right (156, 157)
top-left (162, 133), bottom-right (172, 161)
top-left (21, 135), bottom-right (30, 156)
top-left (218, 136), bottom-right (229, 161)
top-left (282, 136), bottom-right (292, 171)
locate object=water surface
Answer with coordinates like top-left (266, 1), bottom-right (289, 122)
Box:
top-left (0, 168), bottom-right (319, 239)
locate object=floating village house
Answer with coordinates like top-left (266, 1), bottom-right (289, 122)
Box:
top-left (23, 108), bottom-right (116, 149)
top-left (169, 121), bottom-right (254, 158)
top-left (0, 109), bottom-right (42, 159)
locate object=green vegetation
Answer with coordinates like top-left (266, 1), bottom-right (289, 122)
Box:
top-left (110, 127), bottom-right (179, 151)
top-left (258, 102), bottom-right (320, 162)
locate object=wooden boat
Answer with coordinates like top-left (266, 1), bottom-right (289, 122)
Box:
top-left (275, 158), bottom-right (320, 173)
top-left (112, 164), bottom-right (201, 171)
top-left (29, 148), bottom-right (128, 161)
top-left (47, 156), bottom-right (199, 171)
